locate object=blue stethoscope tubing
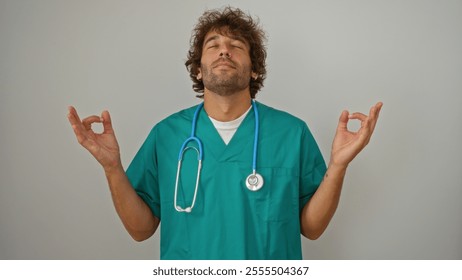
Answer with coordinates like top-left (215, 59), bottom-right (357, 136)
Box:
top-left (174, 100), bottom-right (263, 213)
top-left (245, 100), bottom-right (264, 192)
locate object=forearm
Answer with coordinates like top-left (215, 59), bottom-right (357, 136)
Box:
top-left (105, 165), bottom-right (159, 241)
top-left (300, 102), bottom-right (382, 240)
top-left (300, 163), bottom-right (347, 240)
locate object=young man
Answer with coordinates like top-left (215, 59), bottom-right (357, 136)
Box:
top-left (68, 7), bottom-right (382, 259)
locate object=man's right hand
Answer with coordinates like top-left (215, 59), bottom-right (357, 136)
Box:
top-left (67, 106), bottom-right (159, 240)
top-left (67, 106), bottom-right (122, 173)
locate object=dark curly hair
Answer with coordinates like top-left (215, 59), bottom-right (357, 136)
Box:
top-left (185, 7), bottom-right (267, 98)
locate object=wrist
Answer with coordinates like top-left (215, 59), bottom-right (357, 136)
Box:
top-left (327, 160), bottom-right (348, 173)
top-left (103, 160), bottom-right (124, 176)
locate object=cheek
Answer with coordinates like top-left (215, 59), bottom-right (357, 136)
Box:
top-left (238, 54), bottom-right (253, 69)
top-left (201, 49), bottom-right (217, 61)
top-left (199, 56), bottom-right (212, 70)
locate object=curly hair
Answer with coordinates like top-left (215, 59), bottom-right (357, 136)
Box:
top-left (185, 7), bottom-right (267, 98)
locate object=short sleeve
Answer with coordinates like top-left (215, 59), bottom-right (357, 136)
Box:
top-left (299, 124), bottom-right (327, 212)
top-left (126, 127), bottom-right (161, 219)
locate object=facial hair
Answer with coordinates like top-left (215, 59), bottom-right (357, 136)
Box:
top-left (200, 58), bottom-right (252, 96)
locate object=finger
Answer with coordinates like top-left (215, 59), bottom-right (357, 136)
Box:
top-left (67, 107), bottom-right (91, 146)
top-left (369, 102), bottom-right (383, 120)
top-left (356, 102), bottom-right (383, 144)
top-left (67, 106), bottom-right (89, 137)
top-left (67, 106), bottom-right (83, 126)
top-left (82, 115), bottom-right (103, 130)
top-left (101, 110), bottom-right (114, 134)
top-left (348, 112), bottom-right (367, 122)
top-left (348, 112), bottom-right (372, 143)
top-left (367, 102), bottom-right (383, 132)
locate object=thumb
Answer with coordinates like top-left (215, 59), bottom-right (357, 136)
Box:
top-left (337, 110), bottom-right (349, 130)
top-left (101, 110), bottom-right (114, 133)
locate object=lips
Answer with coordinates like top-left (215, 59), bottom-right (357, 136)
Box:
top-left (214, 64), bottom-right (235, 69)
top-left (212, 59), bottom-right (236, 69)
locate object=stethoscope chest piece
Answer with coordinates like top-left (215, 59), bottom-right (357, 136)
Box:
top-left (246, 172), bottom-right (264, 191)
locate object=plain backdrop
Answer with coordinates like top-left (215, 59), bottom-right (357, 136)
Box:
top-left (1, 0), bottom-right (461, 259)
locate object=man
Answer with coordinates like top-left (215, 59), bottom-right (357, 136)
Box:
top-left (67, 7), bottom-right (382, 259)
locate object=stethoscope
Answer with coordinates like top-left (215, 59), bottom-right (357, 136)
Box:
top-left (174, 100), bottom-right (264, 213)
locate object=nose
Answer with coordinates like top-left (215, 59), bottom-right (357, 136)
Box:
top-left (219, 44), bottom-right (232, 58)
top-left (220, 52), bottom-right (231, 58)
top-left (220, 51), bottom-right (231, 59)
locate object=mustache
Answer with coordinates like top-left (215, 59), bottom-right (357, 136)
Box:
top-left (212, 57), bottom-right (236, 68)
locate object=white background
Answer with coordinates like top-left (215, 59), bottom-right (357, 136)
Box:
top-left (1, 0), bottom-right (461, 259)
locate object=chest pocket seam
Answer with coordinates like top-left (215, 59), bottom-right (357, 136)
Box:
top-left (254, 167), bottom-right (300, 222)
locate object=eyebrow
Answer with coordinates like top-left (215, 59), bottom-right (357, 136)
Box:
top-left (203, 35), bottom-right (220, 46)
top-left (203, 34), bottom-right (248, 47)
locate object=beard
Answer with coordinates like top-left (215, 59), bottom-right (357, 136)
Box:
top-left (200, 59), bottom-right (252, 96)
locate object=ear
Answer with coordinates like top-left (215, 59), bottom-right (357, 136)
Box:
top-left (251, 72), bottom-right (258, 80)
top-left (197, 69), bottom-right (202, 80)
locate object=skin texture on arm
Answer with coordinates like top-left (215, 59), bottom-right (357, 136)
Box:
top-left (67, 106), bottom-right (159, 241)
top-left (300, 102), bottom-right (383, 240)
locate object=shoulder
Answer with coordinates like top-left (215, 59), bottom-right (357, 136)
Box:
top-left (256, 102), bottom-right (308, 130)
top-left (137, 105), bottom-right (200, 147)
top-left (150, 104), bottom-right (200, 133)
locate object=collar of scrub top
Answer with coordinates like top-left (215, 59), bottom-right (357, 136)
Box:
top-left (174, 99), bottom-right (262, 213)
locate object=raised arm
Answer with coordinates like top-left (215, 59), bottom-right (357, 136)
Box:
top-left (67, 106), bottom-right (159, 241)
top-left (300, 102), bottom-right (383, 239)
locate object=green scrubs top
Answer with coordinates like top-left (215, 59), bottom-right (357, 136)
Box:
top-left (126, 102), bottom-right (326, 259)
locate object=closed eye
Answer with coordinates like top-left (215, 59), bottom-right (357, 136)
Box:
top-left (231, 41), bottom-right (246, 49)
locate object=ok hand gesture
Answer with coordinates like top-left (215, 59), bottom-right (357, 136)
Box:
top-left (67, 106), bottom-right (122, 173)
top-left (330, 102), bottom-right (383, 168)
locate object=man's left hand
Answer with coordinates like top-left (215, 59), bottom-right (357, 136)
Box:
top-left (330, 102), bottom-right (383, 168)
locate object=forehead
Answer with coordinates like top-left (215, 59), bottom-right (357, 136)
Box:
top-left (203, 27), bottom-right (249, 45)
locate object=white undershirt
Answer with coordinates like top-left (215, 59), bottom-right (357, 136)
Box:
top-left (208, 106), bottom-right (252, 145)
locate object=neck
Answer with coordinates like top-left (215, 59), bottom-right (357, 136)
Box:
top-left (203, 88), bottom-right (252, 122)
